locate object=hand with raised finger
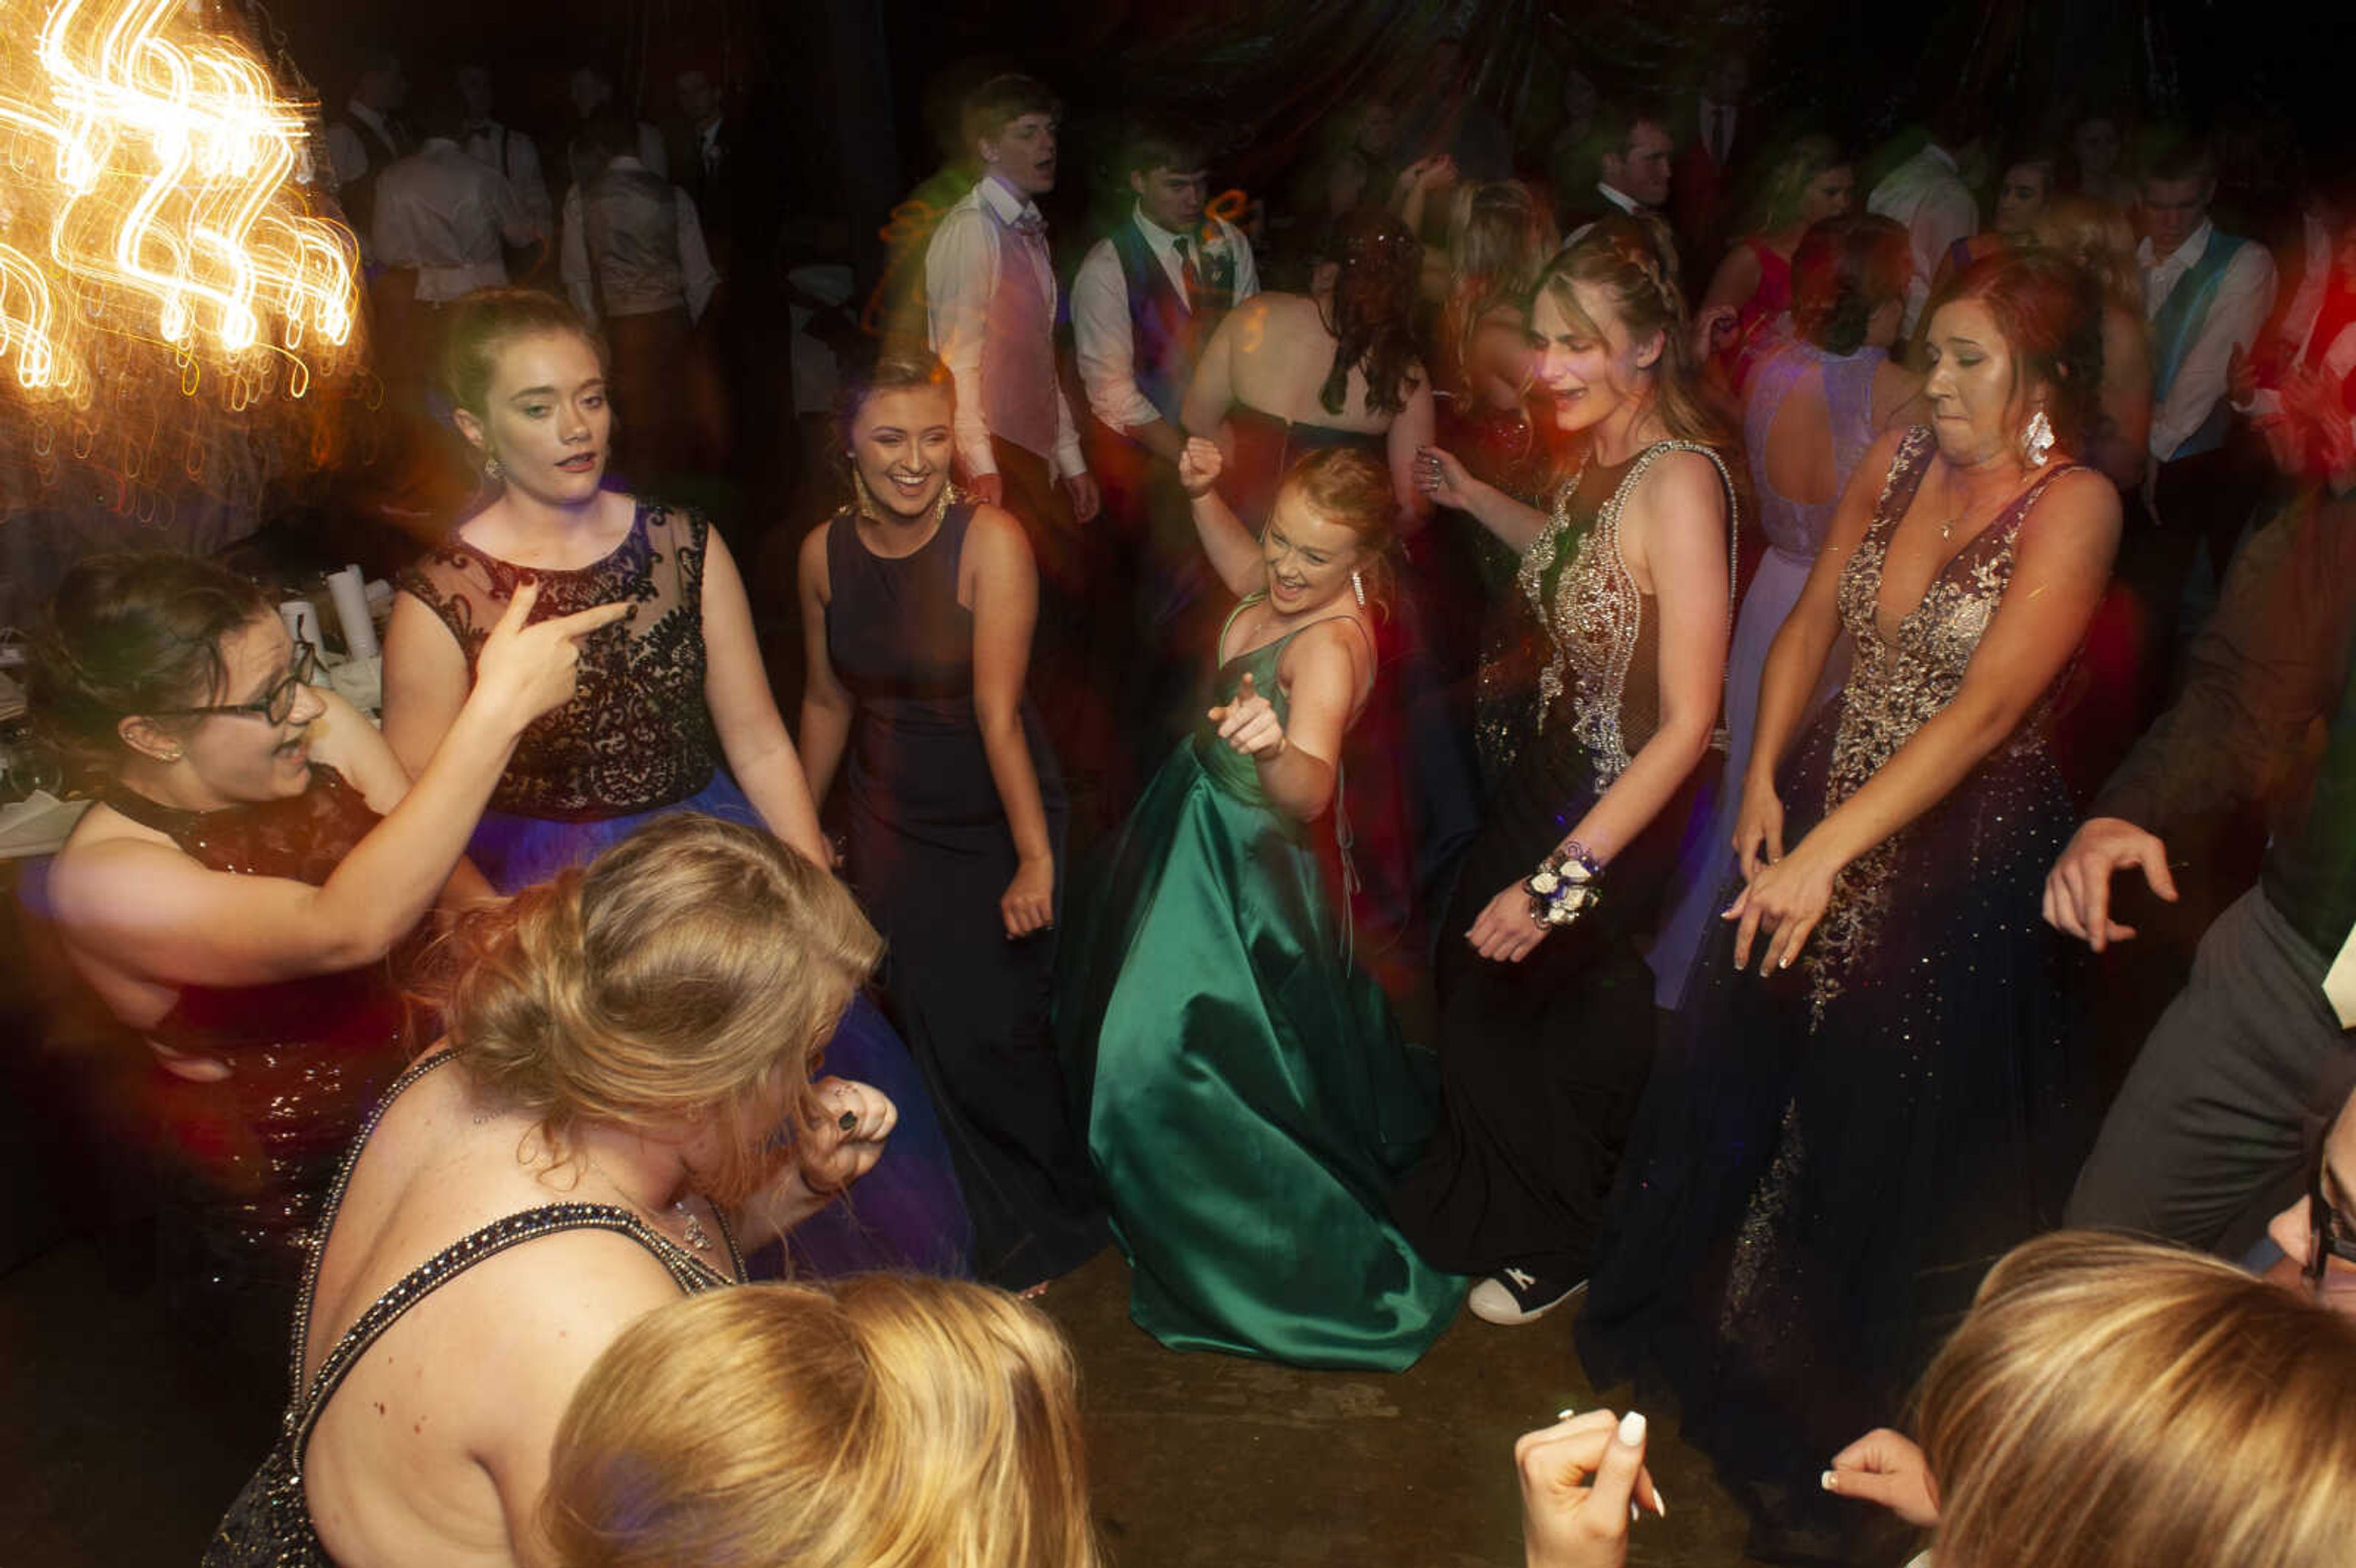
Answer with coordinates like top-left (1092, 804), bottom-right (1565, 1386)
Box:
top-left (1468, 880), bottom-right (1550, 964)
top-left (1415, 445), bottom-right (1476, 510)
top-left (1177, 437), bottom-right (1225, 498)
top-left (1516, 1408), bottom-right (1663, 1568)
top-left (1824, 1428), bottom-right (1940, 1529)
top-left (1207, 671), bottom-right (1287, 760)
top-left (1001, 853), bottom-right (1055, 940)
top-left (2041, 816), bottom-right (2175, 951)
top-left (1731, 779), bottom-right (1786, 882)
top-left (474, 578), bottom-right (635, 730)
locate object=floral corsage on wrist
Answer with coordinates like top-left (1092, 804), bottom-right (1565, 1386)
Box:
top-left (1525, 842), bottom-right (1604, 929)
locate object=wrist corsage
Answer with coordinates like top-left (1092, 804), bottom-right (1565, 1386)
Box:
top-left (1525, 842), bottom-right (1604, 928)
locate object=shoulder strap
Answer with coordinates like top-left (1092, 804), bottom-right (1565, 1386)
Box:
top-left (1615, 439), bottom-right (1744, 632)
top-left (288, 1202), bottom-right (734, 1465)
top-left (1215, 593), bottom-right (1265, 665)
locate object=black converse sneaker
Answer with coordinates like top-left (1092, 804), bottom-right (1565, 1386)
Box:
top-left (1468, 1266), bottom-right (1586, 1325)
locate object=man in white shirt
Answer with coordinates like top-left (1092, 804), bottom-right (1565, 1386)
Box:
top-left (925, 72), bottom-right (1108, 818)
top-left (323, 50), bottom-right (411, 257)
top-left (372, 100), bottom-right (537, 307)
top-left (453, 64), bottom-right (550, 242)
top-left (2135, 139), bottom-right (2278, 630)
top-left (560, 116), bottom-right (724, 474)
top-left (1866, 109), bottom-right (1984, 337)
top-left (1071, 119), bottom-right (1260, 768)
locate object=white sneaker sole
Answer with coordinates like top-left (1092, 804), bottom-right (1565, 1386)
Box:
top-left (1467, 1275), bottom-right (1588, 1326)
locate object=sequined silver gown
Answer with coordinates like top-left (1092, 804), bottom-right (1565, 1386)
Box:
top-left (1392, 440), bottom-right (1737, 1286)
top-left (1576, 429), bottom-right (2097, 1564)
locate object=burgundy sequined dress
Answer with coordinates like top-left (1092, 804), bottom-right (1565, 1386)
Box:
top-left (104, 766), bottom-right (419, 1361)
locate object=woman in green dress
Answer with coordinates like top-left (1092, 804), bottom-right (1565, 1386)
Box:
top-left (1058, 439), bottom-right (1465, 1370)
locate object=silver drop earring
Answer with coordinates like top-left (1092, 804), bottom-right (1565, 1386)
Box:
top-left (2020, 409), bottom-right (2055, 469)
top-left (484, 452), bottom-right (505, 482)
top-left (1352, 569), bottom-right (1366, 608)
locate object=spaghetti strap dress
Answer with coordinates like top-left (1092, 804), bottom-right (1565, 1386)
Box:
top-left (1058, 597), bottom-right (1465, 1369)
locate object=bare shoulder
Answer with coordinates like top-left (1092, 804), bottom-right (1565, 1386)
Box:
top-left (1632, 446), bottom-right (1733, 520)
top-left (797, 514), bottom-right (836, 594)
top-left (2025, 464), bottom-right (2124, 536)
top-left (1284, 612), bottom-right (1374, 686)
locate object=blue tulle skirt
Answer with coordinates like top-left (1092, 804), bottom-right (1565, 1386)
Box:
top-left (468, 771), bottom-right (974, 1279)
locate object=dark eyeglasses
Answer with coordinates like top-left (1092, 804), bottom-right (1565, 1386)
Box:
top-left (146, 644), bottom-right (318, 726)
top-left (2304, 1109), bottom-right (2356, 1291)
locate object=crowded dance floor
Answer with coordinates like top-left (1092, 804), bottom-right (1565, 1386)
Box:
top-left (2, 0), bottom-right (2355, 1563)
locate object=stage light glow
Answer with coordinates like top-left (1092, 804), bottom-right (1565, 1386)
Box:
top-left (0, 0), bottom-right (357, 401)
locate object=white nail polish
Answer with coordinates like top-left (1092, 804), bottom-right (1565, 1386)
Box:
top-left (1820, 1469), bottom-right (1839, 1492)
top-left (1630, 1502), bottom-right (1642, 1524)
top-left (1555, 1407), bottom-right (1577, 1421)
top-left (1617, 1410), bottom-right (1647, 1445)
top-left (1653, 1486), bottom-right (1668, 1519)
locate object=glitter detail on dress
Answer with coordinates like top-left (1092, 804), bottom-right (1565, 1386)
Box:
top-left (204, 1051), bottom-right (744, 1567)
top-left (1808, 428), bottom-right (2084, 1023)
top-left (1513, 440), bottom-right (1741, 799)
top-left (398, 499), bottom-right (722, 821)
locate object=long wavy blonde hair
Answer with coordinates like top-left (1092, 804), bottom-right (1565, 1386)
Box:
top-left (543, 1278), bottom-right (1099, 1568)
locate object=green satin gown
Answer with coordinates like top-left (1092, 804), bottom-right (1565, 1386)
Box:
top-left (1059, 603), bottom-right (1466, 1370)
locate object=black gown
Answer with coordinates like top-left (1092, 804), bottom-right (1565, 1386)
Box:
top-left (825, 500), bottom-right (1106, 1287)
top-left (1390, 444), bottom-right (1734, 1286)
top-left (1576, 431), bottom-right (2097, 1564)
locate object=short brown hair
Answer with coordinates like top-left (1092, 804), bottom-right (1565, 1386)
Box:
top-left (1919, 1232), bottom-right (2356, 1568)
top-left (437, 815), bottom-right (882, 1205)
top-left (543, 1277), bottom-right (1099, 1568)
top-left (962, 72), bottom-right (1060, 153)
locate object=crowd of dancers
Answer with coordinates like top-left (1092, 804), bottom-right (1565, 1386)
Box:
top-left (17, 34), bottom-right (2356, 1568)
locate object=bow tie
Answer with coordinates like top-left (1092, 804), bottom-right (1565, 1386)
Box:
top-left (1011, 210), bottom-right (1047, 237)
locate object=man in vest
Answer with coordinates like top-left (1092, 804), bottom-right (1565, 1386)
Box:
top-left (324, 48), bottom-right (412, 263)
top-left (925, 72), bottom-right (1110, 820)
top-left (1072, 118), bottom-right (1259, 770)
top-left (2141, 140), bottom-right (2279, 608)
top-left (454, 63), bottom-right (551, 245)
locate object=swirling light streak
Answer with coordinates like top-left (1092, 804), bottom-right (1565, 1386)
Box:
top-left (0, 0), bottom-right (356, 399)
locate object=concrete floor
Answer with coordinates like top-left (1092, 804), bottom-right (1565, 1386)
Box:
top-left (1, 1230), bottom-right (1785, 1567)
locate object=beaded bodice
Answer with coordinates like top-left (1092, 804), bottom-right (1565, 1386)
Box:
top-left (1807, 426), bottom-right (2085, 1018)
top-left (203, 1051), bottom-right (743, 1567)
top-left (398, 499), bottom-right (721, 821)
top-left (1514, 440), bottom-right (1739, 797)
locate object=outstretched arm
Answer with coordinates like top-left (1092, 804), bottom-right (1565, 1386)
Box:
top-left (1177, 437), bottom-right (1271, 597)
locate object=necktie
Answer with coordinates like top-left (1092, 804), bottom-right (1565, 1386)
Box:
top-left (1712, 106), bottom-right (1729, 165)
top-left (1173, 234), bottom-right (1202, 312)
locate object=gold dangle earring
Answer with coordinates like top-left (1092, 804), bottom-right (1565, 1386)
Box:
top-left (851, 462), bottom-right (885, 521)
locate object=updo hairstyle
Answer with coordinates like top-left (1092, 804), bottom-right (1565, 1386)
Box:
top-left (1917, 1232), bottom-right (2356, 1568)
top-left (1536, 213), bottom-right (1733, 450)
top-left (1790, 213), bottom-right (1912, 355)
top-left (27, 551), bottom-right (272, 780)
top-left (542, 1278), bottom-right (1099, 1568)
top-left (1273, 445), bottom-right (1399, 609)
top-left (1923, 249), bottom-right (2105, 453)
top-left (437, 814), bottom-right (882, 1204)
top-left (2027, 194), bottom-right (2141, 318)
top-left (439, 288), bottom-right (606, 421)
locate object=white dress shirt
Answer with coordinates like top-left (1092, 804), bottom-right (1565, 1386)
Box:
top-left (370, 139), bottom-right (535, 302)
top-left (1867, 144), bottom-right (1979, 335)
top-left (325, 99), bottom-right (398, 185)
top-left (1697, 98), bottom-right (1737, 166)
top-left (2139, 218), bottom-right (2279, 460)
top-left (924, 175), bottom-right (1087, 482)
top-left (461, 120), bottom-right (550, 237)
top-left (1071, 206), bottom-right (1260, 434)
top-left (560, 158), bottom-right (718, 326)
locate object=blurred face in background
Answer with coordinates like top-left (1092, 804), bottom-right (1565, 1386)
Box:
top-left (1132, 164), bottom-right (1210, 235)
top-left (982, 112), bottom-right (1057, 197)
top-left (569, 67), bottom-right (612, 120)
top-left (676, 70), bottom-right (722, 128)
top-left (1798, 164), bottom-right (1857, 226)
top-left (1995, 162), bottom-right (2054, 238)
top-left (1603, 120), bottom-right (1674, 208)
top-left (454, 65), bottom-right (493, 122)
top-left (2074, 117), bottom-right (2122, 180)
top-left (2142, 174), bottom-right (2212, 259)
